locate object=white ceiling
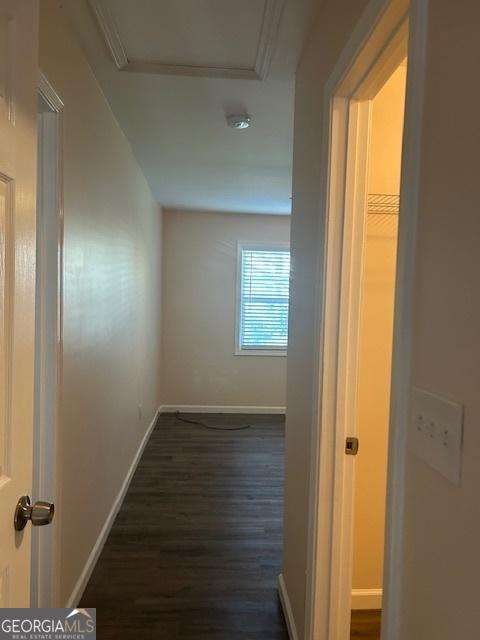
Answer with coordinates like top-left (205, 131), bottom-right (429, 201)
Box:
top-left (64, 0), bottom-right (320, 214)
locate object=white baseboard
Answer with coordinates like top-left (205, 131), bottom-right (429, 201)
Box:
top-left (278, 573), bottom-right (299, 640)
top-left (351, 588), bottom-right (383, 610)
top-left (66, 408), bottom-right (160, 607)
top-left (159, 404), bottom-right (286, 415)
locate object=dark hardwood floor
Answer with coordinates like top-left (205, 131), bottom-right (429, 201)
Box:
top-left (80, 411), bottom-right (381, 639)
top-left (80, 413), bottom-right (288, 639)
top-left (351, 610), bottom-right (382, 638)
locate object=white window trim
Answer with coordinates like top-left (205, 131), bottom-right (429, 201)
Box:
top-left (235, 241), bottom-right (290, 357)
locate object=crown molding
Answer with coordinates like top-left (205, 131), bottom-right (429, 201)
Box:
top-left (254, 0), bottom-right (285, 80)
top-left (38, 71), bottom-right (64, 113)
top-left (89, 0), bottom-right (284, 80)
top-left (89, 0), bottom-right (128, 69)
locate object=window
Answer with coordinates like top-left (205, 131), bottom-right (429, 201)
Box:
top-left (236, 244), bottom-right (291, 355)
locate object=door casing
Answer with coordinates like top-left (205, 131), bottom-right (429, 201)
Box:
top-left (31, 71), bottom-right (64, 608)
top-left (304, 1), bottom-right (429, 639)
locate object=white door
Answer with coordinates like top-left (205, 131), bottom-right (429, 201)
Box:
top-left (0, 1), bottom-right (39, 606)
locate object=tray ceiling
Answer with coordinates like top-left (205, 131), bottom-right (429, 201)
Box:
top-left (65, 0), bottom-right (319, 214)
top-left (89, 0), bottom-right (285, 79)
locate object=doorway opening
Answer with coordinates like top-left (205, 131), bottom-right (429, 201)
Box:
top-left (350, 61), bottom-right (407, 635)
top-left (325, 47), bottom-right (409, 639)
top-left (31, 74), bottom-right (64, 608)
top-left (305, 0), bottom-right (428, 639)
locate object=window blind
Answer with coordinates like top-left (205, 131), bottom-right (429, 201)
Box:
top-left (239, 248), bottom-right (290, 351)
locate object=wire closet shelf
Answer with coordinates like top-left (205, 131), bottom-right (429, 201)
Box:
top-left (367, 193), bottom-right (400, 216)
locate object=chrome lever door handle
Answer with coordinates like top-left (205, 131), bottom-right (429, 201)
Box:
top-left (14, 495), bottom-right (55, 531)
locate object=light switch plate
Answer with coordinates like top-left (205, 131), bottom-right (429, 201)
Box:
top-left (410, 387), bottom-right (464, 485)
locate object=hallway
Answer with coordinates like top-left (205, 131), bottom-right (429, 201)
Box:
top-left (80, 413), bottom-right (288, 639)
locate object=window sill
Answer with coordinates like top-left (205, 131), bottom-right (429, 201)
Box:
top-left (235, 348), bottom-right (287, 357)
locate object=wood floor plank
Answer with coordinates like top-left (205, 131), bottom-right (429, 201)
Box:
top-left (80, 413), bottom-right (289, 639)
top-left (80, 412), bottom-right (381, 639)
top-left (351, 609), bottom-right (382, 638)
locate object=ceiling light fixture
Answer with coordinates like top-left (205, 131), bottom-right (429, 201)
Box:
top-left (226, 114), bottom-right (252, 130)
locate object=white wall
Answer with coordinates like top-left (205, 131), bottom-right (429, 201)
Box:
top-left (39, 0), bottom-right (163, 606)
top-left (400, 1), bottom-right (480, 637)
top-left (284, 0), bottom-right (480, 637)
top-left (161, 209), bottom-right (290, 410)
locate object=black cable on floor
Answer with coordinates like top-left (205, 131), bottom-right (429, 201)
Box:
top-left (175, 411), bottom-right (251, 431)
